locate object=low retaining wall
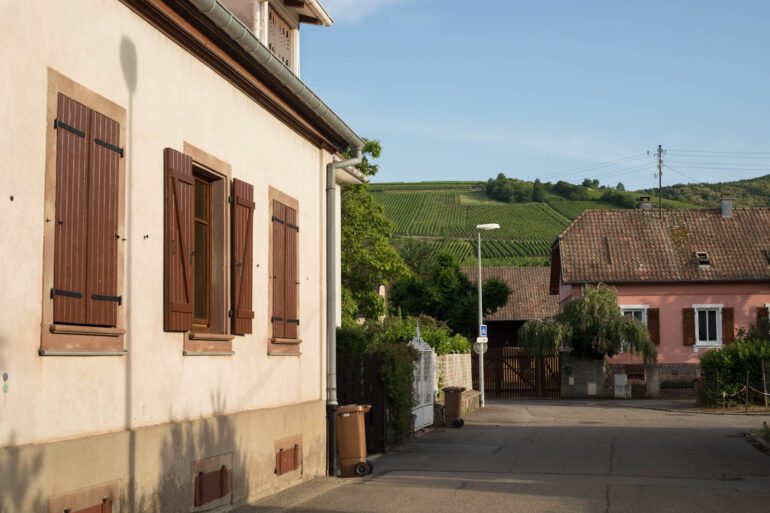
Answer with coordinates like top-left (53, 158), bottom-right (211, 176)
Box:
top-left (433, 353), bottom-right (479, 426)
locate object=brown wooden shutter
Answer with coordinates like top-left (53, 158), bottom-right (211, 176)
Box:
top-left (193, 465), bottom-right (229, 507)
top-left (85, 110), bottom-right (121, 327)
top-left (757, 306), bottom-right (769, 326)
top-left (285, 206), bottom-right (299, 340)
top-left (682, 308), bottom-right (695, 346)
top-left (231, 179), bottom-right (255, 335)
top-left (272, 200), bottom-right (287, 338)
top-left (53, 94), bottom-right (90, 325)
top-left (722, 307), bottom-right (735, 344)
top-left (163, 148), bottom-right (194, 332)
top-left (647, 308), bottom-right (660, 346)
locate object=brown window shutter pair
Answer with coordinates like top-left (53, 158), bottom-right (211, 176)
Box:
top-left (53, 94), bottom-right (121, 327)
top-left (232, 179), bottom-right (255, 335)
top-left (647, 308), bottom-right (660, 345)
top-left (271, 200), bottom-right (299, 339)
top-left (163, 149), bottom-right (255, 334)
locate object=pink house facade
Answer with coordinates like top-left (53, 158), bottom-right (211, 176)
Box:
top-left (551, 199), bottom-right (770, 377)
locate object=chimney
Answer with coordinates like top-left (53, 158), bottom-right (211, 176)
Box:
top-left (639, 196), bottom-right (652, 210)
top-left (720, 197), bottom-right (733, 218)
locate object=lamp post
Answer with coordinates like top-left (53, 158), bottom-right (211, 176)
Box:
top-left (476, 223), bottom-right (499, 408)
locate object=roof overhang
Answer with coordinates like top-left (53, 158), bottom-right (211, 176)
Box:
top-left (335, 166), bottom-right (368, 185)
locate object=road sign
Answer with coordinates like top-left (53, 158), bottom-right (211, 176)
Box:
top-left (476, 336), bottom-right (488, 343)
top-left (473, 342), bottom-right (488, 355)
top-left (480, 324), bottom-right (488, 337)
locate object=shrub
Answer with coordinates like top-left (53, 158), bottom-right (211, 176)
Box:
top-left (700, 339), bottom-right (770, 406)
top-left (376, 343), bottom-right (418, 436)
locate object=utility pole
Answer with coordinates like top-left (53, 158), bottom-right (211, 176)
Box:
top-left (656, 144), bottom-right (664, 212)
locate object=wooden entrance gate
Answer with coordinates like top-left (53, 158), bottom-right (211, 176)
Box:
top-left (473, 347), bottom-right (560, 399)
top-left (337, 352), bottom-right (387, 453)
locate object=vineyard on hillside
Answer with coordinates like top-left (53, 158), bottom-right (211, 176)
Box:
top-left (371, 181), bottom-right (697, 267)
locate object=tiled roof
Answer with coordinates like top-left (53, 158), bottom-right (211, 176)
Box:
top-left (557, 208), bottom-right (770, 284)
top-left (463, 267), bottom-right (559, 321)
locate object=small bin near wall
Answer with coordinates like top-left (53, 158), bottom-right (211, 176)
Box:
top-left (442, 387), bottom-right (465, 428)
top-left (336, 404), bottom-right (374, 477)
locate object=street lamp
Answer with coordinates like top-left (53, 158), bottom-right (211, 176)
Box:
top-left (476, 223), bottom-right (499, 408)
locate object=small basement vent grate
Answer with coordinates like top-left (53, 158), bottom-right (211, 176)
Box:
top-left (696, 251), bottom-right (711, 266)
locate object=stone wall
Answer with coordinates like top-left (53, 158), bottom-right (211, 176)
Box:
top-left (436, 353), bottom-right (473, 392)
top-left (560, 354), bottom-right (614, 398)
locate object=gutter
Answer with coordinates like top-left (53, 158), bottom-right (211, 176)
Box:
top-left (187, 0), bottom-right (363, 153)
top-left (325, 151), bottom-right (365, 476)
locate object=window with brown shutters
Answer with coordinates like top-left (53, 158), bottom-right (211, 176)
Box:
top-left (52, 94), bottom-right (122, 328)
top-left (269, 189), bottom-right (300, 353)
top-left (647, 308), bottom-right (660, 346)
top-left (232, 179), bottom-right (255, 335)
top-left (757, 306), bottom-right (769, 328)
top-left (41, 73), bottom-right (126, 355)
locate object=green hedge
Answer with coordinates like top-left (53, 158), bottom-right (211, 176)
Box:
top-left (700, 340), bottom-right (770, 406)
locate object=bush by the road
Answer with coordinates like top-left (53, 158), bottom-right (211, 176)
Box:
top-left (700, 339), bottom-right (770, 406)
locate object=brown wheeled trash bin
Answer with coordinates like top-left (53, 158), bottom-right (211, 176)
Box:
top-left (442, 387), bottom-right (466, 428)
top-left (336, 404), bottom-right (373, 477)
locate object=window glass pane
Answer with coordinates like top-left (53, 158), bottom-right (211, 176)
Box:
top-left (194, 221), bottom-right (208, 322)
top-left (698, 311), bottom-right (707, 341)
top-left (633, 311), bottom-right (643, 322)
top-left (707, 310), bottom-right (717, 341)
top-left (195, 179), bottom-right (208, 220)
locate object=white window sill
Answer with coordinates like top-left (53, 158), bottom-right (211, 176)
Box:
top-left (693, 342), bottom-right (722, 352)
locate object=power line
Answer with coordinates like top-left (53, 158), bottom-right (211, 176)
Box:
top-left (535, 153), bottom-right (650, 180)
top-left (664, 164), bottom-right (701, 184)
top-left (667, 160), bottom-right (770, 168)
top-left (668, 149), bottom-right (770, 156)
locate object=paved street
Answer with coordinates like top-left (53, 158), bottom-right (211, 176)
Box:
top-left (242, 401), bottom-right (770, 513)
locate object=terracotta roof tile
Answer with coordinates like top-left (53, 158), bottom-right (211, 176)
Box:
top-left (558, 208), bottom-right (770, 284)
top-left (463, 267), bottom-right (559, 321)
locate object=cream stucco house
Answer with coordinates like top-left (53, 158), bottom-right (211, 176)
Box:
top-left (0, 0), bottom-right (364, 511)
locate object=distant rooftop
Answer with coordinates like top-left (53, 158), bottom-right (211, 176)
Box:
top-left (464, 267), bottom-right (559, 321)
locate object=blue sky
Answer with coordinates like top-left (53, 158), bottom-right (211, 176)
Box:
top-left (301, 1), bottom-right (770, 190)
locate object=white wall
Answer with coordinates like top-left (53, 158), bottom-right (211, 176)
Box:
top-left (0, 0), bottom-right (334, 446)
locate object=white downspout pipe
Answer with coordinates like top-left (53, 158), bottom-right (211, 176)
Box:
top-left (325, 149), bottom-right (363, 476)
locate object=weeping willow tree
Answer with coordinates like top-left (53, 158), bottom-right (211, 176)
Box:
top-left (519, 284), bottom-right (657, 363)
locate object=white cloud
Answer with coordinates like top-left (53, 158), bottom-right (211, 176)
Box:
top-left (322, 0), bottom-right (406, 24)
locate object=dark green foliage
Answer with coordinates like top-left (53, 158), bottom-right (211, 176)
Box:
top-left (341, 139), bottom-right (408, 320)
top-left (378, 343), bottom-right (418, 435)
top-left (616, 182), bottom-right (626, 191)
top-left (390, 252), bottom-right (510, 338)
top-left (638, 173), bottom-right (770, 207)
top-left (700, 339), bottom-right (770, 406)
top-left (551, 180), bottom-right (591, 200)
top-left (600, 189), bottom-right (637, 208)
top-left (532, 179), bottom-right (546, 202)
top-left (518, 284), bottom-right (657, 362)
top-left (582, 178), bottom-right (600, 188)
top-left (486, 173), bottom-right (533, 203)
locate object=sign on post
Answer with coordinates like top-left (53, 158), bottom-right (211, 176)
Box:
top-left (480, 324), bottom-right (488, 337)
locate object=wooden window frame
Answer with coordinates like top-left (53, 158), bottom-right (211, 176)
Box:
top-left (268, 186), bottom-right (301, 355)
top-left (692, 303), bottom-right (723, 348)
top-left (40, 69), bottom-right (127, 356)
top-left (192, 174), bottom-right (213, 329)
top-left (181, 143), bottom-right (234, 355)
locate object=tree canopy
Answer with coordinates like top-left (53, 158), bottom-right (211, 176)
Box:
top-left (518, 284), bottom-right (657, 363)
top-left (340, 139), bottom-right (407, 322)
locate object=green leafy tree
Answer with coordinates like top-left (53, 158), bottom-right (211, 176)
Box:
top-left (532, 179), bottom-right (546, 202)
top-left (519, 284), bottom-right (656, 362)
top-left (616, 182), bottom-right (626, 191)
top-left (341, 139), bottom-right (407, 320)
top-left (390, 252), bottom-right (510, 338)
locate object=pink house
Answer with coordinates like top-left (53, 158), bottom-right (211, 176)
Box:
top-left (550, 198), bottom-right (770, 378)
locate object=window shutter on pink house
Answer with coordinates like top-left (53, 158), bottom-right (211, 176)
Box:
top-left (163, 148), bottom-right (194, 332)
top-left (647, 308), bottom-right (660, 346)
top-left (722, 307), bottom-right (735, 344)
top-left (682, 308), bottom-right (695, 346)
top-left (231, 178), bottom-right (255, 335)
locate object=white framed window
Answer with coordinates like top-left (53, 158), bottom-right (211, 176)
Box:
top-left (620, 304), bottom-right (648, 325)
top-left (693, 304), bottom-right (723, 347)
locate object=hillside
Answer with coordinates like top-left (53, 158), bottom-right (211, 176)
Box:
top-left (370, 181), bottom-right (700, 267)
top-left (639, 174), bottom-right (770, 207)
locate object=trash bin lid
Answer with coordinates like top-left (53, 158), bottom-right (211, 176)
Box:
top-left (337, 404), bottom-right (372, 414)
top-left (442, 386), bottom-right (466, 392)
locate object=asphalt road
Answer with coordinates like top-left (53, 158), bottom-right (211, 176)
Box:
top-left (241, 400), bottom-right (770, 513)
